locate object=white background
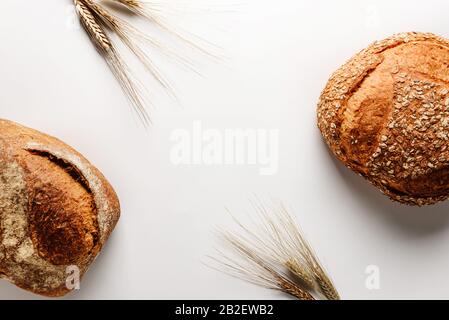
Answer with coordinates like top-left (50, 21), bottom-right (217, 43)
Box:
top-left (1, 0), bottom-right (449, 300)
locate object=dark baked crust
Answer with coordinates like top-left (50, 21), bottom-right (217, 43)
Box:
top-left (0, 119), bottom-right (120, 296)
top-left (318, 32), bottom-right (449, 205)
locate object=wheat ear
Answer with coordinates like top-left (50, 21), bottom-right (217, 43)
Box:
top-left (74, 0), bottom-right (111, 51)
top-left (211, 231), bottom-right (315, 300)
top-left (273, 203), bottom-right (340, 300)
top-left (209, 201), bottom-right (340, 300)
top-left (81, 0), bottom-right (187, 99)
top-left (74, 0), bottom-right (150, 124)
top-left (74, 0), bottom-right (212, 125)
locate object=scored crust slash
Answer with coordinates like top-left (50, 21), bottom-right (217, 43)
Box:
top-left (0, 119), bottom-right (120, 297)
top-left (318, 32), bottom-right (449, 205)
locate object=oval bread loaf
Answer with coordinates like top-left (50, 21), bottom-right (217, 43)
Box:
top-left (318, 32), bottom-right (449, 206)
top-left (0, 119), bottom-right (120, 296)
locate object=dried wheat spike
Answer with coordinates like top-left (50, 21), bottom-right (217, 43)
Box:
top-left (210, 201), bottom-right (340, 300)
top-left (74, 0), bottom-right (210, 125)
top-left (277, 277), bottom-right (315, 300)
top-left (74, 0), bottom-right (111, 51)
top-left (81, 0), bottom-right (176, 97)
top-left (75, 0), bottom-right (150, 125)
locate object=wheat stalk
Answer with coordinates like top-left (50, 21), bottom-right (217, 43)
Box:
top-left (74, 0), bottom-right (211, 125)
top-left (74, 0), bottom-right (150, 124)
top-left (278, 277), bottom-right (315, 300)
top-left (75, 0), bottom-right (111, 51)
top-left (209, 201), bottom-right (340, 300)
top-left (211, 231), bottom-right (315, 300)
top-left (274, 203), bottom-right (340, 300)
top-left (82, 0), bottom-right (180, 98)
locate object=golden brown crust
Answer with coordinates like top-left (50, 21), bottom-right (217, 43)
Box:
top-left (318, 32), bottom-right (449, 205)
top-left (0, 119), bottom-right (120, 296)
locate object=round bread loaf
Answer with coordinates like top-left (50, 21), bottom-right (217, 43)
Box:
top-left (0, 119), bottom-right (120, 296)
top-left (318, 32), bottom-right (449, 206)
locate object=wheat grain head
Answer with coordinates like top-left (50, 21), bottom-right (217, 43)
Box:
top-left (211, 230), bottom-right (315, 300)
top-left (74, 0), bottom-right (111, 51)
top-left (276, 204), bottom-right (340, 300)
top-left (82, 0), bottom-right (178, 98)
top-left (75, 0), bottom-right (150, 124)
top-left (74, 0), bottom-right (214, 125)
top-left (209, 201), bottom-right (340, 300)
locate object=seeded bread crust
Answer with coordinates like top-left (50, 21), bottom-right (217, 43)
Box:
top-left (0, 119), bottom-right (120, 296)
top-left (318, 32), bottom-right (449, 205)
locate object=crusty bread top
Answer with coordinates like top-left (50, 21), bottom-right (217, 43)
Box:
top-left (318, 32), bottom-right (449, 205)
top-left (0, 119), bottom-right (120, 296)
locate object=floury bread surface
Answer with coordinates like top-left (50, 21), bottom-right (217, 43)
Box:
top-left (0, 119), bottom-right (120, 296)
top-left (318, 32), bottom-right (449, 205)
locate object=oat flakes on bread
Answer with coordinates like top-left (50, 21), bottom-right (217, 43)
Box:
top-left (318, 32), bottom-right (449, 205)
top-left (0, 119), bottom-right (120, 296)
